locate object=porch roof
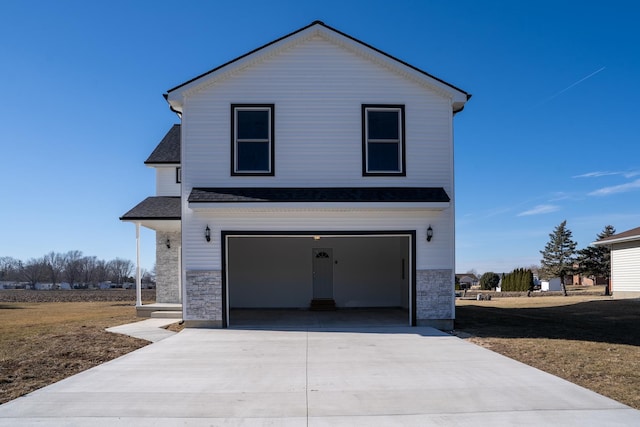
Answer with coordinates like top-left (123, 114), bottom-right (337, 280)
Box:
top-left (188, 187), bottom-right (450, 204)
top-left (120, 197), bottom-right (181, 221)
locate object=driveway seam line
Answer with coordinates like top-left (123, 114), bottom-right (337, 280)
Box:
top-left (305, 330), bottom-right (309, 426)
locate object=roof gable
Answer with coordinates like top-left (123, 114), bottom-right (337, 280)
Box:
top-left (165, 21), bottom-right (470, 114)
top-left (145, 124), bottom-right (181, 164)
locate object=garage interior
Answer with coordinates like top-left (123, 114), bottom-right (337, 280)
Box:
top-left (224, 234), bottom-right (413, 327)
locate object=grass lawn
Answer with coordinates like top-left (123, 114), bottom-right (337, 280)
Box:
top-left (455, 292), bottom-right (640, 410)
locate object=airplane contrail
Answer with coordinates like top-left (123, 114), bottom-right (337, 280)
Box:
top-left (532, 66), bottom-right (606, 108)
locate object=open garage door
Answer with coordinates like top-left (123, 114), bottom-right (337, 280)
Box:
top-left (223, 232), bottom-right (415, 327)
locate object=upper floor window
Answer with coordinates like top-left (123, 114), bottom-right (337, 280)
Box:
top-left (362, 105), bottom-right (405, 176)
top-left (231, 104), bottom-right (274, 176)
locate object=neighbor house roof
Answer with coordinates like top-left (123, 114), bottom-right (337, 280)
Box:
top-left (188, 187), bottom-right (450, 204)
top-left (119, 197), bottom-right (181, 220)
top-left (144, 125), bottom-right (181, 164)
top-left (593, 226), bottom-right (640, 246)
top-left (165, 21), bottom-right (470, 114)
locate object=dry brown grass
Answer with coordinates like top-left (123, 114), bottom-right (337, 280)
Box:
top-left (455, 292), bottom-right (640, 409)
top-left (0, 290), bottom-right (154, 404)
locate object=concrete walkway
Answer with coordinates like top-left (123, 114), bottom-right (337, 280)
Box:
top-left (1, 325), bottom-right (639, 426)
top-left (106, 318), bottom-right (178, 342)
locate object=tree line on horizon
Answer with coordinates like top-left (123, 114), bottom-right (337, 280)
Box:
top-left (476, 223), bottom-right (614, 295)
top-left (0, 251), bottom-right (153, 289)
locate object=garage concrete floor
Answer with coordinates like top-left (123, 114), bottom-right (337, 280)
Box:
top-left (229, 307), bottom-right (410, 328)
top-left (1, 322), bottom-right (639, 426)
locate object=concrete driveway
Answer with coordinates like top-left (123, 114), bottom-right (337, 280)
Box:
top-left (1, 326), bottom-right (638, 426)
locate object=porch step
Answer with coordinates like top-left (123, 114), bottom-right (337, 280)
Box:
top-left (136, 303), bottom-right (182, 318)
top-left (150, 311), bottom-right (182, 319)
top-left (310, 298), bottom-right (337, 311)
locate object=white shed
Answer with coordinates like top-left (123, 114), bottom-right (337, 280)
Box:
top-left (540, 278), bottom-right (562, 292)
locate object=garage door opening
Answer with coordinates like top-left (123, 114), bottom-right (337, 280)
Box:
top-left (223, 232), bottom-right (416, 327)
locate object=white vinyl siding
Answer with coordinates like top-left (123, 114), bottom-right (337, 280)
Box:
top-left (180, 37), bottom-right (453, 190)
top-left (182, 207), bottom-right (451, 271)
top-left (611, 241), bottom-right (640, 293)
top-left (155, 166), bottom-right (181, 196)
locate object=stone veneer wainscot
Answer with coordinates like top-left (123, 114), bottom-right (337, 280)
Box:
top-left (416, 269), bottom-right (454, 330)
top-left (184, 270), bottom-right (223, 328)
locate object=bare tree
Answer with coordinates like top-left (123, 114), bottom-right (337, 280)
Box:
top-left (63, 250), bottom-right (83, 288)
top-left (141, 268), bottom-right (155, 287)
top-left (79, 256), bottom-right (98, 287)
top-left (108, 258), bottom-right (134, 285)
top-left (0, 256), bottom-right (21, 282)
top-left (94, 259), bottom-right (110, 284)
top-left (44, 251), bottom-right (66, 289)
top-left (21, 258), bottom-right (47, 288)
top-left (4, 252), bottom-right (140, 289)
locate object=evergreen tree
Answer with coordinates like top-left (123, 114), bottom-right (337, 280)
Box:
top-left (540, 220), bottom-right (577, 296)
top-left (479, 272), bottom-right (500, 290)
top-left (577, 225), bottom-right (615, 296)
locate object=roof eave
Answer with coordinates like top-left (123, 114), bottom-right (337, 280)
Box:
top-left (188, 202), bottom-right (450, 211)
top-left (144, 161), bottom-right (180, 166)
top-left (593, 235), bottom-right (640, 246)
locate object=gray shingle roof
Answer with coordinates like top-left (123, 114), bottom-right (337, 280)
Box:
top-left (145, 125), bottom-right (181, 164)
top-left (120, 197), bottom-right (181, 220)
top-left (188, 187), bottom-right (450, 203)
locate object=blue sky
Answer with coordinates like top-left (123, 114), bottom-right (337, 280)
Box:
top-left (1, 0), bottom-right (639, 274)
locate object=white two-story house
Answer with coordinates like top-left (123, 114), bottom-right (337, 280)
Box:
top-left (122, 21), bottom-right (470, 329)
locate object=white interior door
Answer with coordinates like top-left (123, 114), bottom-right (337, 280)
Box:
top-left (312, 248), bottom-right (333, 299)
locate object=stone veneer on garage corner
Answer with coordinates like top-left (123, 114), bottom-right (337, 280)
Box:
top-left (416, 269), bottom-right (454, 330)
top-left (184, 270), bottom-right (223, 327)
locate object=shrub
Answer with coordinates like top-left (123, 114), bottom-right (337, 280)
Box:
top-left (479, 272), bottom-right (500, 290)
top-left (502, 268), bottom-right (534, 292)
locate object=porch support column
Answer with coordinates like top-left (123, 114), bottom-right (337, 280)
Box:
top-left (135, 222), bottom-right (142, 307)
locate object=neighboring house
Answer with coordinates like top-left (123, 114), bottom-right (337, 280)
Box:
top-left (121, 21), bottom-right (470, 329)
top-left (593, 226), bottom-right (640, 298)
top-left (571, 274), bottom-right (607, 287)
top-left (570, 262), bottom-right (607, 287)
top-left (455, 274), bottom-right (478, 289)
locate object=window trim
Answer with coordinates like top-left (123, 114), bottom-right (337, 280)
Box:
top-left (176, 167), bottom-right (181, 184)
top-left (231, 104), bottom-right (275, 176)
top-left (362, 104), bottom-right (406, 176)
